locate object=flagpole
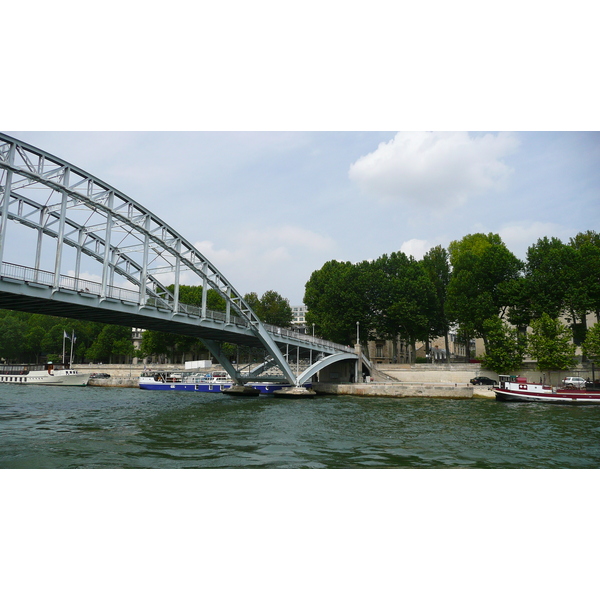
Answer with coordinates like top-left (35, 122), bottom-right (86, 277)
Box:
top-left (62, 331), bottom-right (66, 365)
top-left (70, 330), bottom-right (75, 366)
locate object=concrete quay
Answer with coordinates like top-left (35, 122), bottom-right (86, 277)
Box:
top-left (313, 382), bottom-right (495, 399)
top-left (77, 363), bottom-right (497, 398)
top-left (87, 376), bottom-right (139, 388)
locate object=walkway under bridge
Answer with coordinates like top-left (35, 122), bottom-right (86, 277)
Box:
top-left (0, 133), bottom-right (370, 387)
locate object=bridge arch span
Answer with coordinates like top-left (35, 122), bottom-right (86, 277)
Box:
top-left (0, 133), bottom-right (358, 386)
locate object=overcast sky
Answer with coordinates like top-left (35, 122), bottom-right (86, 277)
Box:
top-left (4, 131), bottom-right (600, 304)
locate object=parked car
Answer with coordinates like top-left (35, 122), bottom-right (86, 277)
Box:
top-left (470, 376), bottom-right (497, 386)
top-left (561, 376), bottom-right (586, 389)
top-left (89, 372), bottom-right (111, 379)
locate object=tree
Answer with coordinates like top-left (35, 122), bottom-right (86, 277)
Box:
top-left (446, 233), bottom-right (523, 352)
top-left (566, 231), bottom-right (600, 341)
top-left (41, 325), bottom-right (69, 361)
top-left (524, 237), bottom-right (571, 321)
top-left (480, 316), bottom-right (525, 373)
top-left (527, 313), bottom-right (577, 373)
top-left (85, 325), bottom-right (135, 364)
top-left (421, 245), bottom-right (452, 363)
top-left (170, 284), bottom-right (227, 312)
top-left (576, 231), bottom-right (600, 321)
top-left (24, 326), bottom-right (47, 363)
top-left (140, 330), bottom-right (181, 363)
top-left (243, 292), bottom-right (261, 315)
top-left (370, 252), bottom-right (437, 362)
top-left (582, 322), bottom-right (600, 362)
top-left (254, 290), bottom-right (293, 327)
top-left (304, 260), bottom-right (374, 345)
top-left (0, 315), bottom-right (26, 361)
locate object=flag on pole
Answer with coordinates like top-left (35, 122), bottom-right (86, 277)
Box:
top-left (64, 331), bottom-right (71, 340)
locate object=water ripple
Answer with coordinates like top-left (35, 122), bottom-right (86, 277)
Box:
top-left (0, 387), bottom-right (599, 468)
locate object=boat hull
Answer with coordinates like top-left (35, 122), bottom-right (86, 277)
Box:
top-left (0, 370), bottom-right (89, 386)
top-left (138, 377), bottom-right (311, 395)
top-left (495, 388), bottom-right (600, 405)
top-left (139, 381), bottom-right (234, 393)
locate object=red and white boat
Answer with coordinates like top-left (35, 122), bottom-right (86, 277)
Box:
top-left (495, 375), bottom-right (600, 405)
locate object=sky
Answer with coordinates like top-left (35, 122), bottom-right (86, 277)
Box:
top-left (4, 130), bottom-right (600, 304)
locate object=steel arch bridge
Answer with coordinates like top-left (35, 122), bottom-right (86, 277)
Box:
top-left (0, 133), bottom-right (366, 388)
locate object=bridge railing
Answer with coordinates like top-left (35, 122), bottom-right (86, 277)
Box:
top-left (1, 261), bottom-right (355, 354)
top-left (261, 322), bottom-right (354, 354)
top-left (1, 261), bottom-right (162, 306)
top-left (175, 301), bottom-right (247, 326)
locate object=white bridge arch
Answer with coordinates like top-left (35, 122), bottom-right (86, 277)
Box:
top-left (0, 133), bottom-right (367, 386)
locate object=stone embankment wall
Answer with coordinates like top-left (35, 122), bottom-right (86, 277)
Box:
top-left (75, 364), bottom-right (156, 388)
top-left (76, 363), bottom-right (496, 397)
top-left (372, 363), bottom-right (494, 384)
top-left (87, 376), bottom-right (139, 388)
top-left (76, 361), bottom-right (592, 398)
top-left (313, 382), bottom-right (493, 399)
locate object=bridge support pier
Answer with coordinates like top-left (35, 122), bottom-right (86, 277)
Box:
top-left (272, 386), bottom-right (316, 398)
top-left (223, 385), bottom-right (260, 397)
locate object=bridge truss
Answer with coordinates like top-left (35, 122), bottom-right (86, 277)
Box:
top-left (0, 133), bottom-right (362, 386)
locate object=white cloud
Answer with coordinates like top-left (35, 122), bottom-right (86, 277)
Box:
top-left (400, 239), bottom-right (431, 260)
top-left (192, 226), bottom-right (336, 300)
top-left (497, 221), bottom-right (577, 259)
top-left (196, 226), bottom-right (334, 262)
top-left (348, 132), bottom-right (520, 211)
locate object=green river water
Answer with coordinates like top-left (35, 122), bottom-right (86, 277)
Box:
top-left (1, 384), bottom-right (599, 468)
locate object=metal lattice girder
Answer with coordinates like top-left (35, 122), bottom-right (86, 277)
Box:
top-left (0, 133), bottom-right (358, 385)
top-left (0, 134), bottom-right (259, 319)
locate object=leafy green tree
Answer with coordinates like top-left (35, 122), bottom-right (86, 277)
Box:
top-left (41, 325), bottom-right (69, 361)
top-left (370, 252), bottom-right (437, 362)
top-left (0, 315), bottom-right (27, 361)
top-left (421, 245), bottom-right (452, 363)
top-left (582, 322), bottom-right (600, 362)
top-left (446, 233), bottom-right (523, 352)
top-left (480, 316), bottom-right (525, 373)
top-left (566, 231), bottom-right (600, 341)
top-left (24, 326), bottom-right (47, 363)
top-left (254, 290), bottom-right (293, 327)
top-left (527, 313), bottom-right (577, 372)
top-left (304, 260), bottom-right (374, 345)
top-left (85, 324), bottom-right (135, 363)
top-left (140, 330), bottom-right (179, 363)
top-left (243, 292), bottom-right (261, 315)
top-left (524, 237), bottom-right (571, 321)
top-left (169, 284), bottom-right (227, 312)
top-left (503, 276), bottom-right (532, 332)
top-left (112, 337), bottom-right (135, 361)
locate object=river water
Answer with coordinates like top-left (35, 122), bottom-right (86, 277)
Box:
top-left (1, 384), bottom-right (599, 468)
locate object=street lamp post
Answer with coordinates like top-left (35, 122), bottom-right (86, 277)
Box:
top-left (356, 321), bottom-right (361, 383)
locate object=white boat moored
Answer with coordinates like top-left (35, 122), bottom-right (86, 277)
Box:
top-left (495, 375), bottom-right (600, 404)
top-left (0, 363), bottom-right (89, 386)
